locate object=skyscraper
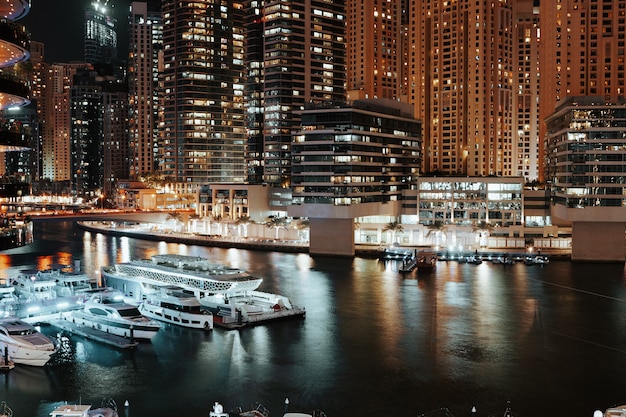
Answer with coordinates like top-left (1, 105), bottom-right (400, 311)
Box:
top-left (407, 0), bottom-right (515, 177)
top-left (161, 0), bottom-right (247, 187)
top-left (42, 63), bottom-right (88, 182)
top-left (539, 0), bottom-right (626, 181)
top-left (128, 1), bottom-right (162, 180)
top-left (244, 0), bottom-right (347, 188)
top-left (513, 0), bottom-right (540, 181)
top-left (85, 0), bottom-right (118, 65)
top-left (346, 0), bottom-right (403, 101)
top-left (70, 69), bottom-right (104, 197)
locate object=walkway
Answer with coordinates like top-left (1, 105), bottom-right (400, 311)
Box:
top-left (75, 220), bottom-right (572, 260)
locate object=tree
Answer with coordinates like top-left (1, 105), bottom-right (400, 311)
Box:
top-left (426, 221), bottom-right (447, 245)
top-left (235, 215), bottom-right (252, 237)
top-left (472, 221), bottom-right (493, 247)
top-left (139, 171), bottom-right (167, 189)
top-left (166, 212), bottom-right (183, 231)
top-left (265, 216), bottom-right (290, 240)
top-left (294, 218), bottom-right (310, 241)
top-left (383, 221), bottom-right (404, 244)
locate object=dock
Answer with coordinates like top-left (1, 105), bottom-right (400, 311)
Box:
top-left (399, 257), bottom-right (418, 272)
top-left (48, 318), bottom-right (139, 349)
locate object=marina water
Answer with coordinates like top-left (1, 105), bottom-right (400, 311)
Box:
top-left (0, 220), bottom-right (625, 417)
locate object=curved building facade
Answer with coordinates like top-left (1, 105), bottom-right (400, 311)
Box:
top-left (0, 0), bottom-right (33, 250)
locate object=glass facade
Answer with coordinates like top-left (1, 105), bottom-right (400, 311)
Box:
top-left (291, 100), bottom-right (421, 205)
top-left (161, 0), bottom-right (247, 184)
top-left (247, 0), bottom-right (347, 188)
top-left (416, 177), bottom-right (523, 227)
top-left (546, 98), bottom-right (626, 208)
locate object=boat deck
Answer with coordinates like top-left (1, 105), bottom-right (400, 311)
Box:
top-left (48, 318), bottom-right (139, 349)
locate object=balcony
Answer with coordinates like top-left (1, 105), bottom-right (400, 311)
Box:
top-left (0, 129), bottom-right (30, 151)
top-left (0, 73), bottom-right (30, 109)
top-left (0, 0), bottom-right (30, 21)
top-left (0, 22), bottom-right (30, 67)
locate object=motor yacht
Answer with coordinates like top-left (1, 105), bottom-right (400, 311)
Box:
top-left (69, 290), bottom-right (161, 341)
top-left (0, 318), bottom-right (58, 366)
top-left (102, 254), bottom-right (305, 329)
top-left (139, 285), bottom-right (213, 330)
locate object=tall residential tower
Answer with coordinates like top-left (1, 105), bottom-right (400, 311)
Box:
top-left (128, 1), bottom-right (162, 180)
top-left (407, 0), bottom-right (515, 177)
top-left (160, 0), bottom-right (247, 187)
top-left (244, 0), bottom-right (347, 188)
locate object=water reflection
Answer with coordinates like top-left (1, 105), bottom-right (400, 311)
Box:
top-left (2, 221), bottom-right (626, 417)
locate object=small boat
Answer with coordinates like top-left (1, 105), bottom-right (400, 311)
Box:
top-left (49, 398), bottom-right (119, 417)
top-left (524, 255), bottom-right (549, 265)
top-left (467, 255), bottom-right (483, 265)
top-left (416, 252), bottom-right (438, 271)
top-left (379, 247), bottom-right (414, 260)
top-left (419, 402), bottom-right (519, 417)
top-left (69, 289), bottom-right (161, 341)
top-left (0, 318), bottom-right (58, 366)
top-left (212, 399), bottom-right (326, 417)
top-left (139, 285), bottom-right (213, 330)
top-left (601, 404), bottom-right (626, 417)
top-left (0, 401), bottom-right (12, 417)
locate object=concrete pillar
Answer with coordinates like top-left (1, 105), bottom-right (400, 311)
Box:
top-left (309, 217), bottom-right (355, 257)
top-left (571, 221), bottom-right (625, 262)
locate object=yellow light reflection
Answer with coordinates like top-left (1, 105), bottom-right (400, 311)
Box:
top-left (0, 254), bottom-right (11, 281)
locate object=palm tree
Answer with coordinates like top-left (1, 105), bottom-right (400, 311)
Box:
top-left (265, 216), bottom-right (290, 240)
top-left (426, 221), bottom-right (447, 245)
top-left (472, 221), bottom-right (493, 247)
top-left (235, 215), bottom-right (252, 238)
top-left (294, 218), bottom-right (310, 241)
top-left (165, 212), bottom-right (183, 232)
top-left (139, 171), bottom-right (166, 189)
top-left (383, 221), bottom-right (404, 245)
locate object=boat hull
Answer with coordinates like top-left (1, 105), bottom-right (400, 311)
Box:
top-left (0, 342), bottom-right (56, 366)
top-left (102, 255), bottom-right (305, 328)
top-left (70, 311), bottom-right (159, 341)
top-left (139, 303), bottom-right (213, 330)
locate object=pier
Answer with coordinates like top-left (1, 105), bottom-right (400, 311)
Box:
top-left (48, 317), bottom-right (139, 349)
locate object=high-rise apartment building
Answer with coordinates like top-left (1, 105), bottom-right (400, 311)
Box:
top-left (243, 1), bottom-right (264, 185)
top-left (407, 0), bottom-right (515, 177)
top-left (244, 0), bottom-right (347, 188)
top-left (102, 82), bottom-right (129, 198)
top-left (42, 63), bottom-right (88, 182)
top-left (513, 0), bottom-right (540, 181)
top-left (85, 0), bottom-right (118, 65)
top-left (539, 0), bottom-right (626, 182)
top-left (346, 0), bottom-right (403, 101)
top-left (128, 1), bottom-right (162, 180)
top-left (160, 0), bottom-right (246, 187)
top-left (70, 69), bottom-right (104, 197)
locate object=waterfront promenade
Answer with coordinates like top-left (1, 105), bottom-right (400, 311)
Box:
top-left (75, 220), bottom-right (572, 260)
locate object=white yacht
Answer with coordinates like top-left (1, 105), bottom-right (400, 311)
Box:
top-left (0, 318), bottom-right (58, 366)
top-left (49, 399), bottom-right (119, 417)
top-left (43, 264), bottom-right (95, 298)
top-left (12, 269), bottom-right (57, 302)
top-left (102, 254), bottom-right (305, 328)
top-left (139, 285), bottom-right (213, 330)
top-left (69, 290), bottom-right (161, 341)
top-left (0, 285), bottom-right (18, 318)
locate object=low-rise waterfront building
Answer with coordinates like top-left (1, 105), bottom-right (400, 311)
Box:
top-left (545, 97), bottom-right (626, 261)
top-left (288, 99), bottom-right (422, 256)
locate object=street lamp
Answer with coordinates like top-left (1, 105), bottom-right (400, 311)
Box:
top-left (99, 194), bottom-right (104, 210)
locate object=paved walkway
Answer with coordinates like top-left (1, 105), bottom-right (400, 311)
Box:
top-left (76, 220), bottom-right (572, 260)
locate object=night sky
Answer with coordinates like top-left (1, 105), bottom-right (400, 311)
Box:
top-left (22, 0), bottom-right (130, 63)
